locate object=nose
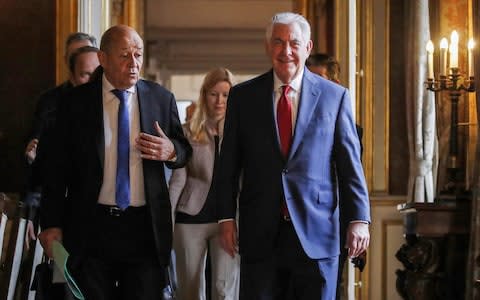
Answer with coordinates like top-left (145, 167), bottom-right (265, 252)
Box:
top-left (281, 42), bottom-right (292, 55)
top-left (127, 53), bottom-right (136, 67)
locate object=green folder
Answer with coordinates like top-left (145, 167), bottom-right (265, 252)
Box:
top-left (52, 241), bottom-right (85, 300)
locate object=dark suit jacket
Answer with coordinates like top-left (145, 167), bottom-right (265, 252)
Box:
top-left (216, 68), bottom-right (370, 263)
top-left (40, 77), bottom-right (192, 265)
top-left (26, 81), bottom-right (73, 190)
top-left (28, 81), bottom-right (73, 142)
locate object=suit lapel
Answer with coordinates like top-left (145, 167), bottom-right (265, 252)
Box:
top-left (136, 80), bottom-right (157, 135)
top-left (263, 71), bottom-right (286, 161)
top-left (137, 80), bottom-right (147, 133)
top-left (288, 69), bottom-right (321, 160)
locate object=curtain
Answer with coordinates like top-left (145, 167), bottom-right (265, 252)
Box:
top-left (405, 0), bottom-right (437, 203)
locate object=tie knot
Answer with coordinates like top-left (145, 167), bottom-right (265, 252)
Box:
top-left (112, 89), bottom-right (129, 103)
top-left (281, 85), bottom-right (291, 97)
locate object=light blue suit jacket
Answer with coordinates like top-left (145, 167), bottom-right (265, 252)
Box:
top-left (217, 68), bottom-right (370, 261)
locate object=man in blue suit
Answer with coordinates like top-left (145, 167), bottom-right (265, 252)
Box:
top-left (216, 12), bottom-right (370, 299)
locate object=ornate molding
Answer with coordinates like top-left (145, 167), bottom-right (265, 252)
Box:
top-left (397, 202), bottom-right (470, 299)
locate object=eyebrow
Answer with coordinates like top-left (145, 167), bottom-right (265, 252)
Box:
top-left (119, 46), bottom-right (143, 50)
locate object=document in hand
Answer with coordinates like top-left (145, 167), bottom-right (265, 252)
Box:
top-left (52, 241), bottom-right (85, 300)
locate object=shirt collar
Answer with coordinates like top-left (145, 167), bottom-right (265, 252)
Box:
top-left (102, 74), bottom-right (136, 103)
top-left (273, 67), bottom-right (304, 93)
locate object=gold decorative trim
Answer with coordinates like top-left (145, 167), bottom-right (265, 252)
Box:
top-left (356, 1), bottom-right (374, 295)
top-left (466, 0), bottom-right (477, 190)
top-left (359, 0), bottom-right (390, 194)
top-left (294, 0), bottom-right (323, 52)
top-left (358, 0), bottom-right (374, 191)
top-left (370, 0), bottom-right (389, 194)
top-left (55, 0), bottom-right (78, 84)
top-left (383, 0), bottom-right (390, 194)
top-left (333, 0), bottom-right (351, 89)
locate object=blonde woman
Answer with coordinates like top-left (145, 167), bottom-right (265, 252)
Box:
top-left (169, 68), bottom-right (239, 300)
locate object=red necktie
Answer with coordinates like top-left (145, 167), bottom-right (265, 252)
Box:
top-left (277, 85), bottom-right (292, 220)
top-left (277, 85), bottom-right (293, 157)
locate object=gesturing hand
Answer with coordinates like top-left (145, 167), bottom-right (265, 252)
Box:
top-left (136, 121), bottom-right (176, 161)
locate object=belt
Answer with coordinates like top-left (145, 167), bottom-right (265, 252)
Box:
top-left (96, 204), bottom-right (147, 217)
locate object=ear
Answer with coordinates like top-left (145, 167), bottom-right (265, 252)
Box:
top-left (306, 40), bottom-right (313, 55)
top-left (97, 50), bottom-right (107, 68)
top-left (69, 71), bottom-right (77, 86)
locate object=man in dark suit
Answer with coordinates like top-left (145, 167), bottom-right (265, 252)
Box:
top-left (25, 32), bottom-right (97, 167)
top-left (38, 25), bottom-right (192, 299)
top-left (24, 33), bottom-right (97, 233)
top-left (216, 12), bottom-right (370, 299)
top-left (22, 34), bottom-right (98, 300)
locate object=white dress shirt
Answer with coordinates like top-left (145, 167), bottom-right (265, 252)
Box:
top-left (272, 68), bottom-right (304, 134)
top-left (218, 70), bottom-right (305, 224)
top-left (97, 75), bottom-right (146, 207)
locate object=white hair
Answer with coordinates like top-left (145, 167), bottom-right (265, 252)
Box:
top-left (265, 12), bottom-right (311, 43)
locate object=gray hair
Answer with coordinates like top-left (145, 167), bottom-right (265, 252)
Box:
top-left (266, 12), bottom-right (311, 43)
top-left (65, 32), bottom-right (97, 50)
top-left (64, 32), bottom-right (97, 62)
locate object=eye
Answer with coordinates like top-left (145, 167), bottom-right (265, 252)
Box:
top-left (291, 40), bottom-right (301, 48)
top-left (135, 53), bottom-right (142, 58)
top-left (272, 39), bottom-right (283, 45)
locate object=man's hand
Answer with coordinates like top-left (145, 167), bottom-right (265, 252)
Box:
top-left (219, 220), bottom-right (238, 258)
top-left (25, 138), bottom-right (39, 162)
top-left (136, 121), bottom-right (175, 161)
top-left (24, 220), bottom-right (36, 251)
top-left (345, 222), bottom-right (370, 258)
top-left (38, 227), bottom-right (63, 258)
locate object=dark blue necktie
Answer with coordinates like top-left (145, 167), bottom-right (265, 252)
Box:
top-left (112, 89), bottom-right (130, 210)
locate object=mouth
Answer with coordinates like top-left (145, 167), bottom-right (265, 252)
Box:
top-left (277, 57), bottom-right (294, 64)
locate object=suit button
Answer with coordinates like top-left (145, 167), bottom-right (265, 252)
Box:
top-left (282, 168), bottom-right (288, 174)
